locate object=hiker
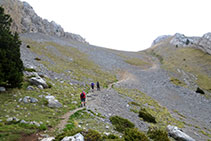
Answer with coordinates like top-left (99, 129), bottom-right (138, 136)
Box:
top-left (80, 91), bottom-right (86, 107)
top-left (91, 82), bottom-right (95, 92)
top-left (96, 81), bottom-right (100, 91)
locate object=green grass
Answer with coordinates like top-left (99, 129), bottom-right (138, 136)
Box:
top-left (114, 87), bottom-right (184, 128)
top-left (124, 58), bottom-right (151, 68)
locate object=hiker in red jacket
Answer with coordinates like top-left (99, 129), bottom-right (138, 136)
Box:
top-left (80, 91), bottom-right (86, 107)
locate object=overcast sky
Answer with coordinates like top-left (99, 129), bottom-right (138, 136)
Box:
top-left (20, 0), bottom-right (211, 51)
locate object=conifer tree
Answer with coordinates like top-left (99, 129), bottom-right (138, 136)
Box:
top-left (0, 6), bottom-right (23, 88)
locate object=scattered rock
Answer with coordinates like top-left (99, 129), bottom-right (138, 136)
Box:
top-left (29, 75), bottom-right (48, 88)
top-left (0, 87), bottom-right (6, 92)
top-left (20, 120), bottom-right (28, 124)
top-left (71, 101), bottom-right (78, 104)
top-left (21, 96), bottom-right (38, 103)
top-left (27, 85), bottom-right (34, 90)
top-left (104, 132), bottom-right (110, 136)
top-left (47, 98), bottom-right (62, 108)
top-left (45, 95), bottom-right (62, 108)
top-left (61, 133), bottom-right (84, 141)
top-left (167, 125), bottom-right (195, 141)
top-left (106, 125), bottom-right (110, 129)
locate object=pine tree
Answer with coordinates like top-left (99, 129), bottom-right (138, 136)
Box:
top-left (0, 6), bottom-right (23, 88)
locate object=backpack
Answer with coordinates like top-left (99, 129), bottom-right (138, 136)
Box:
top-left (81, 92), bottom-right (85, 98)
top-left (91, 82), bottom-right (94, 87)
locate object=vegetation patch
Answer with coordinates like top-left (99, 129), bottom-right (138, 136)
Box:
top-left (170, 77), bottom-right (187, 87)
top-left (147, 127), bottom-right (170, 141)
top-left (125, 58), bottom-right (151, 68)
top-left (24, 67), bottom-right (36, 72)
top-left (139, 108), bottom-right (156, 123)
top-left (123, 128), bottom-right (149, 141)
top-left (109, 116), bottom-right (135, 133)
top-left (114, 87), bottom-right (184, 128)
top-left (84, 129), bottom-right (102, 141)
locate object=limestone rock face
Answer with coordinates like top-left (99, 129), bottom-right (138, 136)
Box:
top-left (0, 0), bottom-right (88, 43)
top-left (198, 32), bottom-right (211, 54)
top-left (152, 33), bottom-right (211, 55)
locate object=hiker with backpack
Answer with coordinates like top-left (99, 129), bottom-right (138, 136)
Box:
top-left (91, 82), bottom-right (95, 92)
top-left (96, 81), bottom-right (100, 91)
top-left (80, 91), bottom-right (86, 107)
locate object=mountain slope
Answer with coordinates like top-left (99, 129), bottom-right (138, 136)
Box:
top-left (0, 0), bottom-right (210, 141)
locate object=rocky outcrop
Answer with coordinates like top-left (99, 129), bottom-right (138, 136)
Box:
top-left (152, 33), bottom-right (211, 55)
top-left (198, 32), bottom-right (211, 54)
top-left (0, 0), bottom-right (88, 43)
top-left (151, 35), bottom-right (171, 46)
top-left (167, 125), bottom-right (195, 141)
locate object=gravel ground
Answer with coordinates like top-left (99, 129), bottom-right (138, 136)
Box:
top-left (20, 33), bottom-right (211, 141)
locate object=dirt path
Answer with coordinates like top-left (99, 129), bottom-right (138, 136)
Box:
top-left (52, 107), bottom-right (84, 132)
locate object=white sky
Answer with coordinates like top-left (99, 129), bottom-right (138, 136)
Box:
top-left (20, 0), bottom-right (211, 51)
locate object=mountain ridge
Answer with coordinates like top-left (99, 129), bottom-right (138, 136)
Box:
top-left (0, 0), bottom-right (88, 44)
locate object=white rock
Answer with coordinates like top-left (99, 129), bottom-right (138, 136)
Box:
top-left (106, 125), bottom-right (109, 129)
top-left (104, 132), bottom-right (110, 136)
top-left (61, 133), bottom-right (84, 141)
top-left (41, 137), bottom-right (55, 141)
top-left (0, 87), bottom-right (6, 92)
top-left (7, 117), bottom-right (13, 122)
top-left (29, 76), bottom-right (48, 88)
top-left (167, 125), bottom-right (195, 141)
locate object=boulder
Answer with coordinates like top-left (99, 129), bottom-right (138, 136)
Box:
top-left (23, 96), bottom-right (31, 103)
top-left (61, 133), bottom-right (84, 141)
top-left (29, 76), bottom-right (48, 88)
top-left (47, 98), bottom-right (62, 108)
top-left (0, 87), bottom-right (6, 92)
top-left (167, 125), bottom-right (195, 141)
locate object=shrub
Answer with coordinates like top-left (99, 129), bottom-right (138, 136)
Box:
top-left (26, 45), bottom-right (30, 48)
top-left (147, 127), bottom-right (170, 141)
top-left (123, 128), bottom-right (149, 141)
top-left (107, 134), bottom-right (120, 139)
top-left (139, 108), bottom-right (156, 123)
top-left (34, 57), bottom-right (41, 61)
top-left (109, 116), bottom-right (135, 133)
top-left (84, 129), bottom-right (102, 141)
top-left (0, 6), bottom-right (23, 88)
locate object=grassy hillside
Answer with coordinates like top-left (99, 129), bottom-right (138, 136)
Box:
top-left (0, 37), bottom-right (117, 140)
top-left (147, 41), bottom-right (211, 97)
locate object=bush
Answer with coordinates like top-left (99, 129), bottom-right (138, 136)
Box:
top-left (109, 116), bottom-right (135, 133)
top-left (84, 129), bottom-right (102, 141)
top-left (0, 6), bottom-right (23, 88)
top-left (123, 128), bottom-right (149, 141)
top-left (147, 127), bottom-right (170, 141)
top-left (139, 108), bottom-right (156, 123)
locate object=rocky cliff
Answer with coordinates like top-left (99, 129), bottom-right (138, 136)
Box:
top-left (152, 33), bottom-right (211, 55)
top-left (0, 0), bottom-right (88, 43)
